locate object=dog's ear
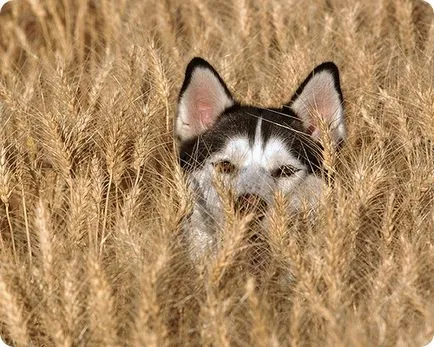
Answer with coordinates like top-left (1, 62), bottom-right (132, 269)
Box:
top-left (176, 57), bottom-right (234, 141)
top-left (288, 62), bottom-right (345, 146)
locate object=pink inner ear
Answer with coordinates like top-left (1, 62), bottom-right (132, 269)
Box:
top-left (196, 100), bottom-right (214, 128)
top-left (187, 77), bottom-right (222, 130)
top-left (315, 89), bottom-right (337, 122)
top-left (291, 71), bottom-right (343, 142)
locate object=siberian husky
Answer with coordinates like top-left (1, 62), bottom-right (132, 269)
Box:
top-left (175, 57), bottom-right (346, 261)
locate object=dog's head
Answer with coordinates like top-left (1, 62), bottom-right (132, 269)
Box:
top-left (175, 57), bottom-right (345, 225)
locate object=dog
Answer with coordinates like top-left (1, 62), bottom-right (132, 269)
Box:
top-left (175, 57), bottom-right (346, 262)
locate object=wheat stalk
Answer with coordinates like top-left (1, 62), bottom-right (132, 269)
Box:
top-left (0, 0), bottom-right (432, 345)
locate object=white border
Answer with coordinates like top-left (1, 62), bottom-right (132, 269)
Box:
top-left (0, 0), bottom-right (431, 345)
top-left (424, 0), bottom-right (433, 9)
top-left (425, 336), bottom-right (434, 347)
top-left (0, 0), bottom-right (11, 11)
top-left (0, 336), bottom-right (10, 347)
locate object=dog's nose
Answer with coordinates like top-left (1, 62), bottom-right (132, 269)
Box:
top-left (235, 193), bottom-right (268, 216)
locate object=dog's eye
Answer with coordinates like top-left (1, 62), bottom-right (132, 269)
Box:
top-left (214, 160), bottom-right (237, 174)
top-left (271, 165), bottom-right (300, 178)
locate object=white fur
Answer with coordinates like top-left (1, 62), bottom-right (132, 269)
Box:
top-left (185, 124), bottom-right (324, 260)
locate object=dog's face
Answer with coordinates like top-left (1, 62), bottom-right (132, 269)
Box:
top-left (176, 58), bottom-right (345, 242)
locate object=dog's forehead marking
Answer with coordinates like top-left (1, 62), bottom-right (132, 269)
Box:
top-left (252, 117), bottom-right (263, 160)
top-left (212, 117), bottom-right (304, 169)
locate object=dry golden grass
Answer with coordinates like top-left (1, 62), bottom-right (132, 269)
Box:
top-left (0, 0), bottom-right (433, 345)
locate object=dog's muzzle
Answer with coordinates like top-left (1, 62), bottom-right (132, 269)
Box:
top-left (234, 193), bottom-right (268, 217)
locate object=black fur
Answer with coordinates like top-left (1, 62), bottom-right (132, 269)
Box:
top-left (178, 58), bottom-right (341, 174)
top-left (287, 61), bottom-right (343, 106)
top-left (178, 57), bottom-right (234, 103)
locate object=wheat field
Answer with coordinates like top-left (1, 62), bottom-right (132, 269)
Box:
top-left (0, 0), bottom-right (433, 346)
